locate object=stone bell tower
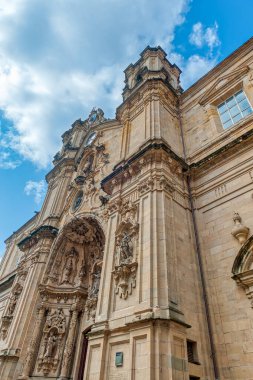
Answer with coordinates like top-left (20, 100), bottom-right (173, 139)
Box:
top-left (84, 47), bottom-right (213, 380)
top-left (0, 46), bottom-right (215, 380)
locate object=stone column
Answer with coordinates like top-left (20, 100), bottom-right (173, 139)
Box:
top-left (60, 309), bottom-right (78, 379)
top-left (19, 306), bottom-right (45, 379)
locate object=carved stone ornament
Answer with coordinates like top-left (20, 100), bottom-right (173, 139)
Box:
top-left (86, 107), bottom-right (106, 128)
top-left (37, 309), bottom-right (66, 376)
top-left (65, 143), bottom-right (109, 213)
top-left (18, 225), bottom-right (58, 252)
top-left (20, 216), bottom-right (105, 379)
top-left (85, 261), bottom-right (102, 321)
top-left (231, 212), bottom-right (249, 245)
top-left (72, 190), bottom-right (84, 211)
top-left (112, 201), bottom-right (139, 299)
top-left (0, 270), bottom-right (27, 340)
top-left (232, 234), bottom-right (253, 307)
top-left (61, 247), bottom-right (79, 285)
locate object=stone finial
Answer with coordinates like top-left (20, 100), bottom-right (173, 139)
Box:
top-left (231, 212), bottom-right (249, 245)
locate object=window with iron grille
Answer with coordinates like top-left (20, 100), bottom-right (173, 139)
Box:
top-left (218, 90), bottom-right (252, 129)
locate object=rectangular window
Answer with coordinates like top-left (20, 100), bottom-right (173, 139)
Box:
top-left (187, 340), bottom-right (199, 365)
top-left (218, 90), bottom-right (252, 129)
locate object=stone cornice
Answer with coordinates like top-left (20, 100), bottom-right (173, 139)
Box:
top-left (100, 125), bottom-right (253, 192)
top-left (190, 127), bottom-right (253, 171)
top-left (101, 139), bottom-right (187, 194)
top-left (4, 213), bottom-right (38, 244)
top-left (116, 77), bottom-right (179, 120)
top-left (18, 225), bottom-right (58, 252)
top-left (0, 273), bottom-right (16, 293)
top-left (46, 157), bottom-right (76, 184)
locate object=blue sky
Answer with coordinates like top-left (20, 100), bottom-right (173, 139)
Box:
top-left (0, 0), bottom-right (252, 255)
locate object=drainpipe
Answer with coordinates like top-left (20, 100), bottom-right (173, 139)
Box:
top-left (177, 100), bottom-right (220, 380)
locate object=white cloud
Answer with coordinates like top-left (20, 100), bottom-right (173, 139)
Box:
top-left (189, 21), bottom-right (220, 51)
top-left (170, 21), bottom-right (221, 89)
top-left (0, 151), bottom-right (20, 169)
top-left (24, 180), bottom-right (47, 205)
top-left (180, 54), bottom-right (217, 89)
top-left (0, 0), bottom-right (189, 168)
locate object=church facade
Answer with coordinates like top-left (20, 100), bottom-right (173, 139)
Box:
top-left (0, 38), bottom-right (253, 380)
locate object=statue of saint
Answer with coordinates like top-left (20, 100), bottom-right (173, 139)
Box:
top-left (89, 268), bottom-right (101, 298)
top-left (44, 330), bottom-right (57, 358)
top-left (61, 247), bottom-right (77, 284)
top-left (7, 294), bottom-right (18, 316)
top-left (119, 232), bottom-right (133, 264)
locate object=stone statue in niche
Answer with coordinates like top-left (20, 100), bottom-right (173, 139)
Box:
top-left (37, 309), bottom-right (66, 375)
top-left (96, 144), bottom-right (109, 172)
top-left (89, 267), bottom-right (101, 298)
top-left (6, 283), bottom-right (22, 317)
top-left (0, 274), bottom-right (26, 339)
top-left (83, 154), bottom-right (94, 177)
top-left (85, 263), bottom-right (102, 321)
top-left (118, 232), bottom-right (133, 265)
top-left (61, 247), bottom-right (79, 285)
top-left (7, 294), bottom-right (18, 316)
top-left (79, 260), bottom-right (86, 280)
top-left (44, 309), bottom-right (66, 333)
top-left (89, 241), bottom-right (102, 261)
top-left (44, 329), bottom-right (58, 358)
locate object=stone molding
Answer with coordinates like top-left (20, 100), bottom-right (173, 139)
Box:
top-left (17, 225), bottom-right (58, 252)
top-left (101, 139), bottom-right (184, 195)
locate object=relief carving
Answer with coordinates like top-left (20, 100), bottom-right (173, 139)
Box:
top-left (85, 261), bottom-right (102, 321)
top-left (0, 270), bottom-right (27, 340)
top-left (24, 216), bottom-right (105, 378)
top-left (37, 309), bottom-right (66, 376)
top-left (112, 201), bottom-right (139, 299)
top-left (66, 143), bottom-right (110, 212)
top-left (61, 247), bottom-right (79, 285)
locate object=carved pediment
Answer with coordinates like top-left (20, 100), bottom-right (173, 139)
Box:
top-left (199, 65), bottom-right (250, 106)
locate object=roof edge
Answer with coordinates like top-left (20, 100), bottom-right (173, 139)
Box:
top-left (182, 36), bottom-right (253, 97)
